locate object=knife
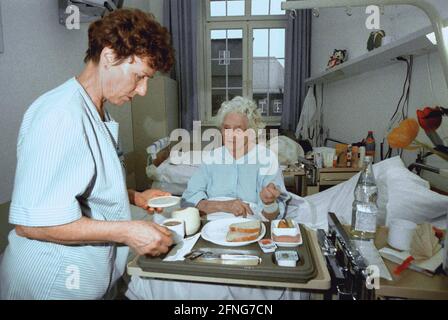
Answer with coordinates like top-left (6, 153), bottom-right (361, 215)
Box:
top-left (196, 253), bottom-right (261, 266)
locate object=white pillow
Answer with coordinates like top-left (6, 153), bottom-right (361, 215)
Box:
top-left (267, 136), bottom-right (304, 165)
top-left (305, 156), bottom-right (448, 228)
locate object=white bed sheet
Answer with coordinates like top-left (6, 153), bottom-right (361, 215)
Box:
top-left (299, 157), bottom-right (448, 230)
top-left (147, 159), bottom-right (199, 196)
top-left (147, 156), bottom-right (448, 231)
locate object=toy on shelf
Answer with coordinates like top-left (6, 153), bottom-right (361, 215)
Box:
top-left (326, 49), bottom-right (348, 70)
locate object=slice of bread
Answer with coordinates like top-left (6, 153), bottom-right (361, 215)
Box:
top-left (229, 220), bottom-right (261, 234)
top-left (226, 231), bottom-right (260, 242)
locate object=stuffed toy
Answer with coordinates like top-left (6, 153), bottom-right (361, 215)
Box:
top-left (327, 49), bottom-right (348, 69)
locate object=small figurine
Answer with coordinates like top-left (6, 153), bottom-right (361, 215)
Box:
top-left (327, 49), bottom-right (348, 69)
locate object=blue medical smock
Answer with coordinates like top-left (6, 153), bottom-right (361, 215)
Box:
top-left (0, 78), bottom-right (131, 299)
top-left (182, 145), bottom-right (290, 218)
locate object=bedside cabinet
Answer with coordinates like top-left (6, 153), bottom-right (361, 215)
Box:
top-left (306, 167), bottom-right (360, 195)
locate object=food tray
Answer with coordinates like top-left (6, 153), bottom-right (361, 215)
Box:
top-left (136, 222), bottom-right (317, 285)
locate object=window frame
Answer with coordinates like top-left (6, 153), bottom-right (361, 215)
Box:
top-left (199, 0), bottom-right (288, 125)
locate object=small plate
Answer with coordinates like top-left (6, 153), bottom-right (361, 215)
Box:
top-left (147, 196), bottom-right (181, 208)
top-left (271, 220), bottom-right (303, 247)
top-left (201, 217), bottom-right (266, 247)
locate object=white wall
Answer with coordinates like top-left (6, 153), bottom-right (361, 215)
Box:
top-left (0, 0), bottom-right (150, 204)
top-left (311, 0), bottom-right (448, 190)
top-left (148, 0), bottom-right (164, 23)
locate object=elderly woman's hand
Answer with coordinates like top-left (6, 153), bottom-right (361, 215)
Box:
top-left (124, 220), bottom-right (173, 256)
top-left (260, 183), bottom-right (281, 204)
top-left (225, 199), bottom-right (254, 218)
top-left (131, 189), bottom-right (171, 213)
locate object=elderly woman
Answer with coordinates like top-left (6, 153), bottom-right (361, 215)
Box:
top-left (183, 96), bottom-right (289, 220)
top-left (0, 9), bottom-right (175, 300)
top-left (126, 97), bottom-right (308, 300)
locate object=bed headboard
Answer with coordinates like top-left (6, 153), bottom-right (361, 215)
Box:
top-left (150, 145), bottom-right (171, 167)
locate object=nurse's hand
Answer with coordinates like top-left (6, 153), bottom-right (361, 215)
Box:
top-left (124, 221), bottom-right (173, 256)
top-left (133, 189), bottom-right (171, 213)
top-left (260, 183), bottom-right (281, 204)
top-left (225, 199), bottom-right (254, 218)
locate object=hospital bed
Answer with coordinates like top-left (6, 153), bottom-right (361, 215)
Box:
top-left (144, 136), bottom-right (448, 232)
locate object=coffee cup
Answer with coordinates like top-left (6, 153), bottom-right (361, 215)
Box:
top-left (172, 207), bottom-right (201, 236)
top-left (387, 219), bottom-right (417, 251)
top-left (162, 218), bottom-right (185, 244)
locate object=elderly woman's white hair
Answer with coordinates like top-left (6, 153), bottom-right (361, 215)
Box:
top-left (216, 96), bottom-right (266, 131)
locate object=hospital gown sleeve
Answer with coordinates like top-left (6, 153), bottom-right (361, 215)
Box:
top-left (257, 153), bottom-right (290, 219)
top-left (9, 109), bottom-right (95, 227)
top-left (182, 164), bottom-right (209, 207)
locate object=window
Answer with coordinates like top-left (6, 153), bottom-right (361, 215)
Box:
top-left (201, 0), bottom-right (287, 123)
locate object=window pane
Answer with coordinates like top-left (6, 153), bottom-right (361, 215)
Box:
top-left (253, 29), bottom-right (268, 57)
top-left (227, 0), bottom-right (245, 16)
top-left (269, 29), bottom-right (285, 58)
top-left (269, 57), bottom-right (284, 116)
top-left (253, 57), bottom-right (269, 93)
top-left (210, 0), bottom-right (226, 17)
top-left (251, 0), bottom-right (269, 15)
top-left (270, 0), bottom-right (286, 15)
top-left (227, 30), bottom-right (243, 59)
top-left (277, 58), bottom-right (285, 68)
top-left (211, 30), bottom-right (226, 39)
top-left (211, 60), bottom-right (227, 88)
top-left (269, 57), bottom-right (284, 93)
top-left (212, 89), bottom-right (227, 116)
top-left (228, 59), bottom-right (243, 87)
top-left (228, 88), bottom-right (243, 102)
top-left (227, 29), bottom-right (243, 39)
top-left (211, 30), bottom-right (227, 59)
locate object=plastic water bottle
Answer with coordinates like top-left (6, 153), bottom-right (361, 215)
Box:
top-left (350, 156), bottom-right (378, 240)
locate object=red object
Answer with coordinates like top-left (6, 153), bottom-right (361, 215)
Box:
top-left (417, 107), bottom-right (443, 131)
top-left (393, 256), bottom-right (415, 276)
top-left (365, 131), bottom-right (376, 158)
top-left (433, 226), bottom-right (444, 240)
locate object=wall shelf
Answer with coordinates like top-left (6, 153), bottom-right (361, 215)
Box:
top-left (306, 25), bottom-right (437, 86)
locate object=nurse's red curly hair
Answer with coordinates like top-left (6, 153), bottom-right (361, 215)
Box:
top-left (84, 8), bottom-right (174, 73)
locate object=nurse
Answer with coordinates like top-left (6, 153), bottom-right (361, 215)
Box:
top-left (0, 9), bottom-right (175, 299)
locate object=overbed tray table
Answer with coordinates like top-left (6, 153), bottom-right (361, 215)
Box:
top-left (127, 223), bottom-right (331, 291)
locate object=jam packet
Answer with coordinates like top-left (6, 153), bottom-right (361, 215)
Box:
top-left (258, 239), bottom-right (277, 253)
